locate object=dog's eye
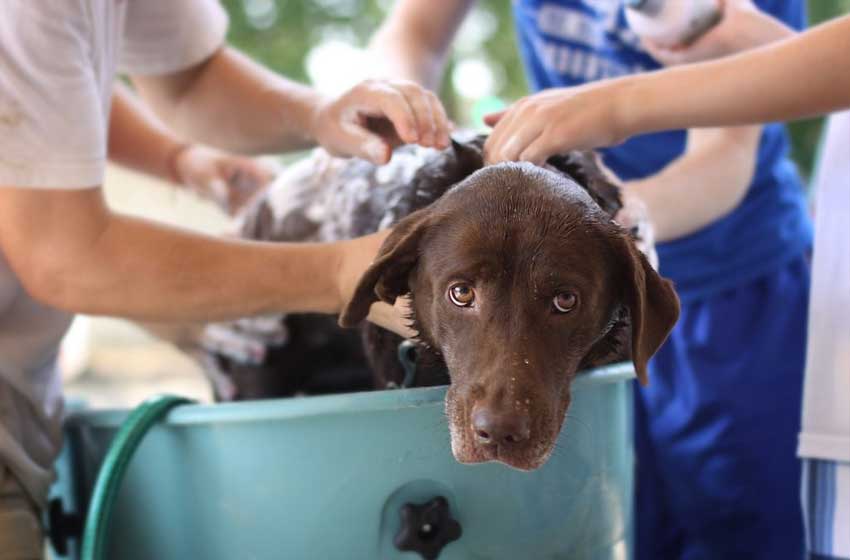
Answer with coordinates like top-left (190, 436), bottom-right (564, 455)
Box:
top-left (448, 283), bottom-right (475, 307)
top-left (553, 292), bottom-right (577, 313)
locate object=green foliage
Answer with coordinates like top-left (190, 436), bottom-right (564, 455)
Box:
top-left (223, 0), bottom-right (849, 179)
top-left (222, 0), bottom-right (386, 83)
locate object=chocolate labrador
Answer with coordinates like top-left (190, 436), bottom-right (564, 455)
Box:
top-left (189, 136), bottom-right (680, 471)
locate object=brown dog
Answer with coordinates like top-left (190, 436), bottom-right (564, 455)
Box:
top-left (339, 155), bottom-right (678, 470)
top-left (187, 136), bottom-right (679, 471)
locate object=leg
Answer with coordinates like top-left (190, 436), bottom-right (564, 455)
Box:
top-left (641, 256), bottom-right (809, 560)
top-left (802, 459), bottom-right (850, 560)
top-left (0, 466), bottom-right (44, 560)
top-left (634, 387), bottom-right (686, 560)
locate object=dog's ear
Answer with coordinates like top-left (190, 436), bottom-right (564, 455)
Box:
top-left (614, 233), bottom-right (680, 385)
top-left (546, 151), bottom-right (622, 217)
top-left (338, 208), bottom-right (434, 328)
top-left (451, 136), bottom-right (485, 171)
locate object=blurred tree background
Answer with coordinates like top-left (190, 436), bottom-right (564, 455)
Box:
top-left (222, 0), bottom-right (849, 179)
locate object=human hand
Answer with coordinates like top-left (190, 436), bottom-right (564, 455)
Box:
top-left (310, 79), bottom-right (451, 165)
top-left (615, 188), bottom-right (659, 269)
top-left (174, 145), bottom-right (274, 215)
top-left (335, 230), bottom-right (415, 338)
top-left (483, 81), bottom-right (633, 165)
top-left (586, 160), bottom-right (656, 258)
top-left (644, 0), bottom-right (795, 66)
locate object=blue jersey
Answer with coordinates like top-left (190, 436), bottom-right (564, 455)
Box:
top-left (512, 0), bottom-right (813, 302)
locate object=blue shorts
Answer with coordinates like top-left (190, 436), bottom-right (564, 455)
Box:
top-left (635, 255), bottom-right (810, 560)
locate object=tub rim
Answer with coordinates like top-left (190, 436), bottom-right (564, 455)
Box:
top-left (65, 362), bottom-right (634, 428)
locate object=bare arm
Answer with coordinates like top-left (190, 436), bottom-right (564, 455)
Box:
top-left (369, 0), bottom-right (475, 89)
top-left (568, 15), bottom-right (850, 241)
top-left (108, 84), bottom-right (273, 214)
top-left (484, 15), bottom-right (850, 158)
top-left (625, 126), bottom-right (761, 242)
top-left (621, 15), bottom-right (850, 134)
top-left (108, 84), bottom-right (184, 182)
top-left (0, 187), bottom-right (412, 334)
top-left (131, 48), bottom-right (450, 162)
top-left (131, 48), bottom-right (318, 155)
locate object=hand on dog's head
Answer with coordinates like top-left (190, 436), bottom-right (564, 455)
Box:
top-left (340, 140), bottom-right (679, 470)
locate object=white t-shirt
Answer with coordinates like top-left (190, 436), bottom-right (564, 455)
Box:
top-left (798, 111), bottom-right (850, 464)
top-left (0, 0), bottom-right (228, 507)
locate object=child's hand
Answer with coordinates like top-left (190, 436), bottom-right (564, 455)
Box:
top-left (483, 81), bottom-right (633, 165)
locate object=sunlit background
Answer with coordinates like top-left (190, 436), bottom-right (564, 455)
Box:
top-left (62, 0), bottom-right (850, 409)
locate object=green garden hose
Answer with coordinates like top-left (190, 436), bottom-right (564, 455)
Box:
top-left (80, 394), bottom-right (194, 560)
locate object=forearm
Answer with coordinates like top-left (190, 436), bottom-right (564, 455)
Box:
top-left (626, 125), bottom-right (761, 242)
top-left (59, 216), bottom-right (343, 321)
top-left (622, 16), bottom-right (850, 135)
top-left (369, 30), bottom-right (445, 89)
top-left (108, 84), bottom-right (184, 183)
top-left (132, 48), bottom-right (321, 155)
top-left (1, 188), bottom-right (344, 322)
top-left (369, 0), bottom-right (473, 89)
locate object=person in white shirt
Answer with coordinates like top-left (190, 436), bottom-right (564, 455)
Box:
top-left (799, 110), bottom-right (850, 560)
top-left (483, 10), bottom-right (850, 560)
top-left (0, 2), bottom-right (449, 557)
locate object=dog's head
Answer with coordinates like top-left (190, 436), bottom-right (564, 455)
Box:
top-left (340, 148), bottom-right (679, 471)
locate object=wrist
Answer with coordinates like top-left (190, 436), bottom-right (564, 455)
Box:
top-left (622, 180), bottom-right (656, 216)
top-left (166, 142), bottom-right (193, 185)
top-left (334, 231), bottom-right (389, 314)
top-left (264, 83), bottom-right (327, 151)
top-left (330, 240), bottom-right (349, 314)
top-left (303, 90), bottom-right (331, 147)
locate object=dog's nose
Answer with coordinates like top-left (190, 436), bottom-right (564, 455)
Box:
top-left (471, 407), bottom-right (530, 446)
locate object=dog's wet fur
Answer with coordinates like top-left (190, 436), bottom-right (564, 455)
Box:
top-left (210, 137), bottom-right (680, 471)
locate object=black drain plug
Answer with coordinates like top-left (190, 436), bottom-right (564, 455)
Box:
top-left (394, 496), bottom-right (462, 559)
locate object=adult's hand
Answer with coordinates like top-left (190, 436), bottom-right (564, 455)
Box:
top-left (311, 79), bottom-right (451, 165)
top-left (334, 230), bottom-right (416, 338)
top-left (174, 145), bottom-right (274, 215)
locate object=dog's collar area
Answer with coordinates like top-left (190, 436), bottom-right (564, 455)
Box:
top-left (396, 340), bottom-right (418, 388)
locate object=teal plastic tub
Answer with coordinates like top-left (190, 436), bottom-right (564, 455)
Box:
top-left (51, 363), bottom-right (635, 560)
